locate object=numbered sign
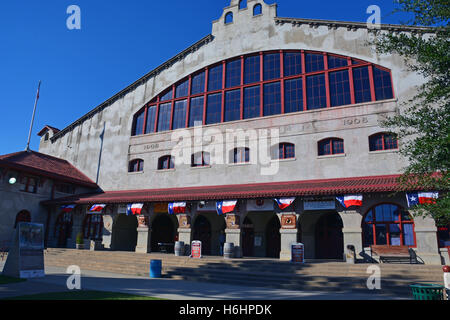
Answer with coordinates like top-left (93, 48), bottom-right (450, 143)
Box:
top-left (191, 241), bottom-right (202, 259)
top-left (291, 243), bottom-right (305, 264)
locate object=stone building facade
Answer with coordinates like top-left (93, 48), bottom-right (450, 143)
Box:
top-left (37, 1), bottom-right (449, 264)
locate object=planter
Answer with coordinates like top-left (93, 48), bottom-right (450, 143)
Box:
top-left (90, 240), bottom-right (103, 251)
top-left (76, 243), bottom-right (84, 250)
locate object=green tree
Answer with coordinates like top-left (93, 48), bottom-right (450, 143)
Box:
top-left (371, 0), bottom-right (449, 225)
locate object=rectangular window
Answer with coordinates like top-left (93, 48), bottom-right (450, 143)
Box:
top-left (374, 67), bottom-right (393, 101)
top-left (244, 55), bottom-right (260, 84)
top-left (284, 52), bottom-right (302, 77)
top-left (224, 89), bottom-right (241, 122)
top-left (333, 139), bottom-right (344, 154)
top-left (191, 71), bottom-right (205, 95)
top-left (189, 96), bottom-right (204, 127)
top-left (206, 93), bottom-right (222, 125)
top-left (403, 224), bottom-right (415, 246)
top-left (234, 148), bottom-right (250, 163)
top-left (375, 224), bottom-right (387, 245)
top-left (208, 65), bottom-right (223, 91)
top-left (329, 70), bottom-right (351, 107)
top-left (243, 86), bottom-right (260, 119)
top-left (263, 53), bottom-right (280, 81)
top-left (306, 74), bottom-right (327, 110)
top-left (353, 67), bottom-right (372, 103)
top-left (172, 100), bottom-right (187, 130)
top-left (21, 176), bottom-right (38, 193)
top-left (284, 78), bottom-right (303, 113)
top-left (305, 53), bottom-right (324, 73)
top-left (263, 82), bottom-right (281, 116)
top-left (226, 59), bottom-right (241, 88)
top-left (145, 106), bottom-right (157, 134)
top-left (133, 110), bottom-right (145, 136)
top-left (175, 79), bottom-right (189, 98)
top-left (328, 56), bottom-right (348, 69)
top-left (157, 103), bottom-right (172, 132)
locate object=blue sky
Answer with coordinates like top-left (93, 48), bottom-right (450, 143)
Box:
top-left (0, 0), bottom-right (410, 155)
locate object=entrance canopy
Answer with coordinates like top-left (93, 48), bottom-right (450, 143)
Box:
top-left (42, 174), bottom-right (406, 206)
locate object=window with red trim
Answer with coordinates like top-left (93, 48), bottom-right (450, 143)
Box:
top-left (318, 138), bottom-right (344, 156)
top-left (362, 204), bottom-right (416, 247)
top-left (369, 132), bottom-right (398, 151)
top-left (158, 155), bottom-right (175, 170)
top-left (233, 147), bottom-right (250, 164)
top-left (278, 143), bottom-right (295, 160)
top-left (129, 159), bottom-right (144, 173)
top-left (437, 225), bottom-right (450, 248)
top-left (191, 152), bottom-right (211, 167)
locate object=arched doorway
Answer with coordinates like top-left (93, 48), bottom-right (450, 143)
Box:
top-left (193, 215), bottom-right (212, 256)
top-left (265, 215), bottom-right (281, 258)
top-left (151, 214), bottom-right (176, 253)
top-left (111, 215), bottom-right (138, 252)
top-left (54, 212), bottom-right (73, 248)
top-left (83, 214), bottom-right (103, 241)
top-left (315, 213), bottom-right (344, 259)
top-left (15, 210), bottom-right (31, 228)
top-left (242, 217), bottom-right (254, 257)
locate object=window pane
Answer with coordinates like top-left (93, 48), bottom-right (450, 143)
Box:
top-left (175, 79), bottom-right (189, 98)
top-left (133, 111), bottom-right (145, 136)
top-left (208, 65), bottom-right (223, 91)
top-left (172, 100), bottom-right (187, 130)
top-left (332, 139), bottom-right (344, 154)
top-left (145, 106), bottom-right (156, 134)
top-left (226, 59), bottom-right (241, 88)
top-left (403, 224), bottom-right (415, 246)
top-left (375, 224), bottom-right (387, 245)
top-left (369, 134), bottom-right (384, 151)
top-left (160, 89), bottom-right (173, 102)
top-left (384, 134), bottom-right (398, 150)
top-left (244, 55), bottom-right (260, 84)
top-left (225, 89), bottom-right (241, 122)
top-left (253, 4), bottom-right (262, 16)
top-left (263, 82), bottom-right (281, 116)
top-left (374, 67), bottom-right (393, 101)
top-left (263, 53), bottom-right (280, 81)
top-left (389, 224), bottom-right (401, 246)
top-left (243, 86), bottom-right (260, 119)
top-left (318, 140), bottom-right (331, 156)
top-left (306, 74), bottom-right (327, 110)
top-left (437, 225), bottom-right (450, 248)
top-left (284, 52), bottom-right (302, 77)
top-left (157, 103), bottom-right (172, 132)
top-left (329, 70), bottom-right (351, 107)
top-left (328, 56), bottom-right (348, 69)
top-left (284, 78), bottom-right (303, 113)
top-left (206, 93), bottom-right (222, 125)
top-left (363, 224), bottom-right (374, 247)
top-left (191, 71), bottom-right (205, 95)
top-left (353, 67), bottom-right (372, 103)
top-left (203, 152), bottom-right (210, 165)
top-left (280, 143), bottom-right (295, 159)
top-left (189, 97), bottom-right (204, 127)
top-left (305, 53), bottom-right (324, 73)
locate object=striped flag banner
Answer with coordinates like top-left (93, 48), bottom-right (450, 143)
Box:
top-left (336, 195), bottom-right (363, 208)
top-left (89, 204), bottom-right (106, 212)
top-left (168, 202), bottom-right (186, 215)
top-left (216, 200), bottom-right (238, 215)
top-left (126, 203), bottom-right (144, 215)
top-left (274, 198), bottom-right (296, 210)
top-left (60, 204), bottom-right (76, 213)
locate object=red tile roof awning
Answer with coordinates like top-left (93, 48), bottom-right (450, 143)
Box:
top-left (42, 174), bottom-right (408, 206)
top-left (0, 150), bottom-right (98, 188)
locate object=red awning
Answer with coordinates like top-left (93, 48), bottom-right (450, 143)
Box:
top-left (42, 174), bottom-right (408, 206)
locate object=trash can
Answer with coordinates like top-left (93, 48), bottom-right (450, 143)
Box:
top-left (150, 259), bottom-right (162, 278)
top-left (174, 241), bottom-right (185, 257)
top-left (410, 284), bottom-right (445, 300)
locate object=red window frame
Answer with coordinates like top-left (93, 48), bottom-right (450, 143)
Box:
top-left (233, 147), bottom-right (250, 164)
top-left (131, 50), bottom-right (395, 137)
top-left (279, 143), bottom-right (295, 160)
top-left (129, 159), bottom-right (144, 173)
top-left (191, 152), bottom-right (210, 167)
top-left (158, 155), bottom-right (175, 170)
top-left (318, 138), bottom-right (344, 156)
top-left (369, 132), bottom-right (398, 151)
top-left (362, 203), bottom-right (416, 248)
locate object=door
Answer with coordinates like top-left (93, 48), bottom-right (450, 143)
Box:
top-left (193, 215), bottom-right (211, 255)
top-left (265, 216), bottom-right (281, 258)
top-left (315, 213), bottom-right (344, 259)
top-left (151, 214), bottom-right (175, 253)
top-left (242, 217), bottom-right (254, 257)
top-left (55, 212), bottom-right (73, 248)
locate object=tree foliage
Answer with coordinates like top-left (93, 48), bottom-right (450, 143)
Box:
top-left (371, 0), bottom-right (449, 225)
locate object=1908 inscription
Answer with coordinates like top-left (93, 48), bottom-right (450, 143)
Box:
top-left (343, 117), bottom-right (368, 126)
top-left (144, 143), bottom-right (160, 151)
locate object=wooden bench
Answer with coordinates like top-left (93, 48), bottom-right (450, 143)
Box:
top-left (371, 245), bottom-right (415, 264)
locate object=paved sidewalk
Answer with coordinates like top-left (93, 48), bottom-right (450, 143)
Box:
top-left (0, 263), bottom-right (408, 300)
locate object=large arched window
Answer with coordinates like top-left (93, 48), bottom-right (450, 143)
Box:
top-left (369, 132), bottom-right (398, 151)
top-left (131, 51), bottom-right (395, 137)
top-left (158, 155), bottom-right (175, 170)
top-left (318, 138), bottom-right (344, 156)
top-left (278, 143), bottom-right (295, 160)
top-left (128, 159), bottom-right (144, 173)
top-left (362, 204), bottom-right (416, 247)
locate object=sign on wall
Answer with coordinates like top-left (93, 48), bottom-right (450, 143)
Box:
top-left (303, 201), bottom-right (336, 211)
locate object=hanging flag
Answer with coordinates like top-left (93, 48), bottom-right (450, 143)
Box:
top-left (126, 203), bottom-right (144, 216)
top-left (216, 200), bottom-right (238, 215)
top-left (336, 195), bottom-right (363, 208)
top-left (406, 192), bottom-right (439, 207)
top-left (60, 204), bottom-right (76, 213)
top-left (168, 202), bottom-right (186, 215)
top-left (274, 198), bottom-right (296, 210)
top-left (89, 204), bottom-right (106, 212)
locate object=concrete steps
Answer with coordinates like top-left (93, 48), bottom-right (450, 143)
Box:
top-left (43, 249), bottom-right (445, 296)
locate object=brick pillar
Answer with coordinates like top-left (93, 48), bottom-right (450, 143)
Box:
top-left (177, 214), bottom-right (192, 255)
top-left (135, 215), bottom-right (151, 253)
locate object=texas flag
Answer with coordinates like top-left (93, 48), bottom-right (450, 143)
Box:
top-left (216, 200), bottom-right (238, 215)
top-left (406, 192), bottom-right (439, 207)
top-left (274, 198), bottom-right (296, 210)
top-left (127, 203), bottom-right (144, 216)
top-left (168, 202), bottom-right (186, 215)
top-left (61, 204), bottom-right (76, 213)
top-left (89, 204), bottom-right (106, 212)
top-left (336, 195), bottom-right (363, 208)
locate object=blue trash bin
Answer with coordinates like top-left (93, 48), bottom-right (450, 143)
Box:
top-left (150, 259), bottom-right (162, 278)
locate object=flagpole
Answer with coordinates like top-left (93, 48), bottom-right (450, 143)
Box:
top-left (26, 80), bottom-right (41, 152)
